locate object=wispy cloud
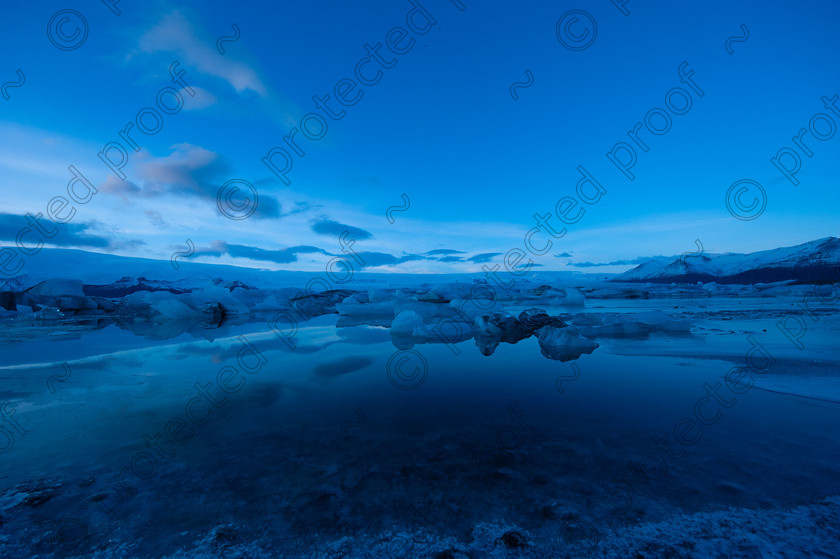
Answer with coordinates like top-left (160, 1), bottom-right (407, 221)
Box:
top-left (100, 144), bottom-right (283, 220)
top-left (0, 213), bottom-right (135, 251)
top-left (138, 10), bottom-right (267, 97)
top-left (178, 87), bottom-right (217, 109)
top-left (185, 240), bottom-right (505, 270)
top-left (468, 252), bottom-right (502, 263)
top-left (193, 241), bottom-right (329, 264)
top-left (311, 218), bottom-right (373, 240)
top-left (425, 249), bottom-right (465, 256)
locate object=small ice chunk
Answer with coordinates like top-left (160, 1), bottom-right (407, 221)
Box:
top-left (391, 310), bottom-right (426, 336)
top-left (474, 314), bottom-right (503, 356)
top-left (560, 287), bottom-right (586, 306)
top-left (536, 325), bottom-right (598, 361)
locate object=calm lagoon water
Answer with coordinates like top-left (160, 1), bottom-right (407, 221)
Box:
top-left (1, 299), bottom-right (839, 557)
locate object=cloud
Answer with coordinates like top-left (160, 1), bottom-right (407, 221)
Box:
top-left (252, 195), bottom-right (283, 220)
top-left (101, 176), bottom-right (142, 200)
top-left (355, 252), bottom-right (400, 267)
top-left (394, 254), bottom-right (426, 264)
top-left (187, 243), bottom-right (450, 270)
top-left (135, 144), bottom-right (229, 197)
top-left (468, 252), bottom-right (502, 263)
top-left (311, 218), bottom-right (373, 240)
top-left (186, 241), bottom-right (508, 271)
top-left (285, 201), bottom-right (314, 215)
top-left (101, 144), bottom-right (283, 220)
top-left (554, 252), bottom-right (573, 258)
top-left (193, 241), bottom-right (329, 264)
top-left (179, 87), bottom-right (217, 110)
top-left (425, 249), bottom-right (465, 256)
top-left (138, 11), bottom-right (267, 96)
top-left (0, 213), bottom-right (114, 250)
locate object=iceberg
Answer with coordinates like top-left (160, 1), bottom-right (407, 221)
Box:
top-left (535, 325), bottom-right (599, 361)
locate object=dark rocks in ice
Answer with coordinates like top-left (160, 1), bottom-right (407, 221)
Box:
top-left (527, 284), bottom-right (562, 297)
top-left (474, 311), bottom-right (536, 356)
top-left (517, 308), bottom-right (567, 330)
top-left (213, 278), bottom-right (255, 292)
top-left (290, 289), bottom-right (357, 319)
top-left (389, 304), bottom-right (596, 360)
top-left (199, 302), bottom-right (226, 326)
top-left (83, 277), bottom-right (190, 298)
top-left (0, 291), bottom-right (15, 311)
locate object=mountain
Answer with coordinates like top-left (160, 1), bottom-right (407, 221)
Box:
top-left (612, 237), bottom-right (840, 284)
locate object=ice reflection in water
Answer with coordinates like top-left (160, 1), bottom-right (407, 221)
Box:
top-left (1, 289), bottom-right (839, 557)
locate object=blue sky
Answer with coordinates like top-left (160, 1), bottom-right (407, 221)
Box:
top-left (1, 0), bottom-right (838, 275)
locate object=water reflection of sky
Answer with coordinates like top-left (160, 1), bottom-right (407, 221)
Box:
top-left (2, 308), bottom-right (840, 556)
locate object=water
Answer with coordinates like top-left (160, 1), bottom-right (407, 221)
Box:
top-left (1, 298), bottom-right (839, 557)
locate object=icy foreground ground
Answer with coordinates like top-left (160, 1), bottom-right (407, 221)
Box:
top-left (1, 272), bottom-right (839, 557)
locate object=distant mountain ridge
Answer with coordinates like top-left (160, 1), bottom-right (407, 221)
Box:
top-left (613, 237), bottom-right (840, 284)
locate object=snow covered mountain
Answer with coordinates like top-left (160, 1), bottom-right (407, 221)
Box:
top-left (613, 237), bottom-right (840, 284)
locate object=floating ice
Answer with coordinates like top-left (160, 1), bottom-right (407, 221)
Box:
top-left (535, 325), bottom-right (599, 361)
